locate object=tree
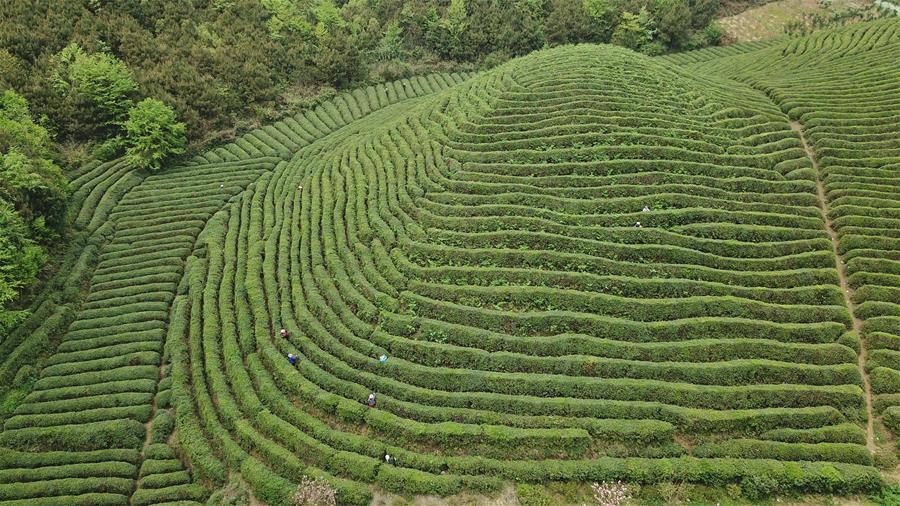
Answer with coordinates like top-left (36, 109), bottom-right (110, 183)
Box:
top-left (0, 90), bottom-right (67, 332)
top-left (397, 1), bottom-right (432, 48)
top-left (0, 90), bottom-right (68, 232)
top-left (468, 0), bottom-right (546, 59)
top-left (261, 0), bottom-right (314, 40)
top-left (375, 22), bottom-right (406, 61)
top-left (689, 0), bottom-right (721, 28)
top-left (546, 0), bottom-right (602, 44)
top-left (314, 0), bottom-right (345, 33)
top-left (611, 8), bottom-right (655, 51)
top-left (0, 49), bottom-right (26, 90)
top-left (583, 0), bottom-right (622, 40)
top-left (651, 0), bottom-right (692, 48)
top-left (314, 27), bottom-right (367, 86)
top-left (0, 199), bottom-right (44, 334)
top-left (49, 43), bottom-right (138, 139)
top-left (425, 0), bottom-right (472, 60)
top-left (123, 98), bottom-right (186, 171)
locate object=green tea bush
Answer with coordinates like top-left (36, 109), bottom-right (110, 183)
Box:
top-left (0, 419), bottom-right (145, 452)
top-left (8, 25), bottom-right (900, 504)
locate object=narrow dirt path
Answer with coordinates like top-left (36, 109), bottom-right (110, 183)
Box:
top-left (790, 120), bottom-right (876, 453)
top-left (129, 366), bottom-right (163, 505)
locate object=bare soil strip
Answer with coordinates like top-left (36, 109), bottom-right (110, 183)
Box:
top-left (130, 366), bottom-right (163, 505)
top-left (790, 120), bottom-right (876, 453)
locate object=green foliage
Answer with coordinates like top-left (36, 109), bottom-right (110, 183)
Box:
top-left (883, 406), bottom-right (900, 435)
top-left (869, 485), bottom-right (900, 506)
top-left (145, 39), bottom-right (892, 502)
top-left (0, 90), bottom-right (67, 228)
top-left (0, 419), bottom-right (145, 452)
top-left (689, 0), bottom-right (721, 28)
top-left (314, 0), bottom-right (345, 34)
top-left (0, 202), bottom-right (43, 329)
top-left (313, 27), bottom-right (367, 87)
top-left (584, 0), bottom-right (622, 38)
top-left (5, 16), bottom-right (900, 506)
top-left (0, 48), bottom-right (26, 90)
top-left (471, 0), bottom-right (547, 58)
top-left (0, 0), bottom-right (730, 158)
top-left (611, 9), bottom-right (656, 51)
top-left (262, 0), bottom-right (314, 40)
top-left (149, 410), bottom-right (175, 444)
top-left (375, 23), bottom-right (407, 62)
top-left (703, 22), bottom-right (724, 45)
top-left (49, 43), bottom-right (138, 138)
top-left (425, 0), bottom-right (471, 60)
top-left (516, 484), bottom-right (554, 506)
top-left (91, 136), bottom-right (125, 161)
top-left (123, 99), bottom-right (186, 171)
top-left (547, 0), bottom-right (602, 44)
top-left (652, 0), bottom-right (694, 47)
top-left (0, 90), bottom-right (68, 332)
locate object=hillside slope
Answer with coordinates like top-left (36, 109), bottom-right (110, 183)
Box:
top-left (682, 16), bottom-right (900, 455)
top-left (0, 73), bottom-right (471, 506)
top-left (171, 43), bottom-right (879, 502)
top-left (1, 18), bottom-right (899, 506)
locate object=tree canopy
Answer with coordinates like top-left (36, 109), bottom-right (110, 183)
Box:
top-left (1, 0), bottom-right (724, 154)
top-left (0, 0), bottom-right (727, 322)
top-left (123, 98), bottom-right (187, 171)
top-left (0, 90), bottom-right (66, 332)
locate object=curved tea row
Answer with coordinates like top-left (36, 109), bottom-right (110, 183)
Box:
top-left (0, 74), bottom-right (470, 506)
top-left (3, 18), bottom-right (898, 505)
top-left (687, 17), bottom-right (900, 443)
top-left (169, 45), bottom-right (883, 505)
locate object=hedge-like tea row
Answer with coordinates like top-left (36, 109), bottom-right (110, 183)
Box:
top-left (656, 38), bottom-right (788, 66)
top-left (0, 72), bottom-right (471, 505)
top-left (132, 445), bottom-right (205, 506)
top-left (149, 38), bottom-right (900, 504)
top-left (129, 347), bottom-right (205, 506)
top-left (685, 18), bottom-right (900, 442)
top-left (8, 20), bottom-right (898, 503)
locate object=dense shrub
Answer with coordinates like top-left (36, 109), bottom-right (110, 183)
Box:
top-left (0, 419), bottom-right (145, 452)
top-left (123, 99), bottom-right (186, 172)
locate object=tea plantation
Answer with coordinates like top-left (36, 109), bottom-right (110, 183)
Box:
top-left (1, 17), bottom-right (899, 506)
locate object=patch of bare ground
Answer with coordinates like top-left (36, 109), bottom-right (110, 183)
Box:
top-left (789, 120), bottom-right (875, 453)
top-left (717, 0), bottom-right (869, 41)
top-left (371, 485), bottom-right (520, 506)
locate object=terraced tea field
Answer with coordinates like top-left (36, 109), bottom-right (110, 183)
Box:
top-left (1, 18), bottom-right (899, 506)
